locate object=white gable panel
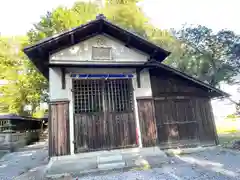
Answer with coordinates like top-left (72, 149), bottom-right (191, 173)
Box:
top-left (50, 35), bottom-right (148, 64)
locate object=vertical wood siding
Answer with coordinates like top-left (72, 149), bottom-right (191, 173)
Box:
top-left (49, 100), bottom-right (70, 157)
top-left (74, 112), bottom-right (136, 152)
top-left (150, 70), bottom-right (210, 97)
top-left (145, 69), bottom-right (218, 148)
top-left (193, 98), bottom-right (218, 145)
top-left (154, 98), bottom-right (199, 147)
top-left (137, 98), bottom-right (157, 147)
top-left (153, 97), bottom-right (217, 148)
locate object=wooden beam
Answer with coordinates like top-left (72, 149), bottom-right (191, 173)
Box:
top-left (61, 68), bottom-right (66, 89)
top-left (136, 68), bottom-right (141, 88)
top-left (118, 31), bottom-right (131, 48)
top-left (70, 33), bottom-right (75, 45)
top-left (37, 47), bottom-right (45, 56)
top-left (149, 49), bottom-right (158, 59)
top-left (99, 22), bottom-right (103, 33)
top-left (43, 61), bottom-right (49, 66)
top-left (125, 35), bottom-right (131, 47)
top-left (48, 63), bottom-right (145, 69)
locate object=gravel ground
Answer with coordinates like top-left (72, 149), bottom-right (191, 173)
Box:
top-left (78, 148), bottom-right (240, 180)
top-left (0, 144), bottom-right (239, 180)
top-left (78, 165), bottom-right (240, 180)
top-left (0, 141), bottom-right (48, 180)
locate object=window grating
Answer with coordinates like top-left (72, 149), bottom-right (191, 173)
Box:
top-left (92, 47), bottom-right (112, 60)
top-left (73, 79), bottom-right (103, 113)
top-left (105, 79), bottom-right (133, 112)
top-left (73, 79), bottom-right (133, 113)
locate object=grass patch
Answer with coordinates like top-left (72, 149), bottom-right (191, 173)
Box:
top-left (217, 128), bottom-right (238, 134)
top-left (216, 118), bottom-right (240, 147)
top-left (218, 132), bottom-right (240, 148)
top-left (216, 120), bottom-right (239, 134)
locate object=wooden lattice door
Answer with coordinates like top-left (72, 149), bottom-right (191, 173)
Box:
top-left (73, 79), bottom-right (136, 152)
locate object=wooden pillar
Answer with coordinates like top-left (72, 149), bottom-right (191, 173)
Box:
top-left (133, 89), bottom-right (142, 148)
top-left (49, 99), bottom-right (70, 157)
top-left (137, 97), bottom-right (157, 147)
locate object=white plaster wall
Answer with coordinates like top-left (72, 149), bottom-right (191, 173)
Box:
top-left (49, 68), bottom-right (69, 100)
top-left (50, 35), bottom-right (148, 64)
top-left (136, 69), bottom-right (152, 97)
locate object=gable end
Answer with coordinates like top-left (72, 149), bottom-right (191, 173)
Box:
top-left (23, 15), bottom-right (170, 78)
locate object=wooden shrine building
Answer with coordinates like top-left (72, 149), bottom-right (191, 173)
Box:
top-left (24, 14), bottom-right (229, 157)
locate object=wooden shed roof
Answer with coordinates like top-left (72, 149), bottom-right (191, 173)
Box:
top-left (0, 114), bottom-right (41, 121)
top-left (145, 60), bottom-right (230, 97)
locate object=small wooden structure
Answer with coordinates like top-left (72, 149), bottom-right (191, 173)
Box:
top-left (0, 114), bottom-right (42, 151)
top-left (24, 14), bottom-right (229, 158)
top-left (0, 114), bottom-right (42, 132)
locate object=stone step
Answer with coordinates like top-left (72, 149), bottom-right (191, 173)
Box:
top-left (98, 161), bottom-right (125, 170)
top-left (98, 154), bottom-right (123, 164)
top-left (97, 154), bottom-right (125, 170)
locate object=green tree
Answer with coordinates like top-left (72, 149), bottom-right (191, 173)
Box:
top-left (174, 26), bottom-right (240, 87)
top-left (0, 37), bottom-right (47, 115)
top-left (28, 2), bottom-right (99, 44)
top-left (102, 0), bottom-right (149, 37)
top-left (27, 0), bottom-right (175, 48)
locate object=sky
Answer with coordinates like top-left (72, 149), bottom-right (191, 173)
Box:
top-left (0, 0), bottom-right (240, 36)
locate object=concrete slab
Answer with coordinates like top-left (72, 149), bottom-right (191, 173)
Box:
top-left (124, 154), bottom-right (169, 169)
top-left (139, 146), bottom-right (167, 157)
top-left (97, 153), bottom-right (125, 170)
top-left (45, 147), bottom-right (168, 178)
top-left (122, 146), bottom-right (167, 161)
top-left (145, 155), bottom-right (169, 166)
top-left (45, 157), bottom-right (97, 177)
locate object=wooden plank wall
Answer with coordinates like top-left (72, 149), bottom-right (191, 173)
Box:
top-left (192, 98), bottom-right (218, 145)
top-left (147, 69), bottom-right (218, 148)
top-left (150, 73), bottom-right (209, 97)
top-left (74, 112), bottom-right (136, 152)
top-left (49, 100), bottom-right (70, 157)
top-left (137, 98), bottom-right (157, 147)
top-left (154, 98), bottom-right (199, 148)
top-left (153, 97), bottom-right (217, 147)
